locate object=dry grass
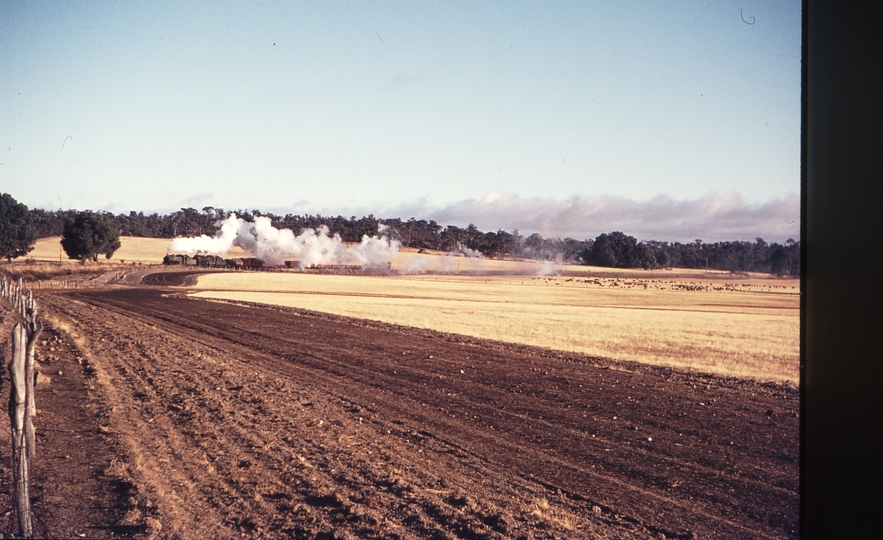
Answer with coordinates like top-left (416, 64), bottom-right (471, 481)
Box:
top-left (526, 497), bottom-right (577, 530)
top-left (9, 236), bottom-right (214, 281)
top-left (5, 237), bottom-right (174, 281)
top-left (26, 236), bottom-right (186, 264)
top-left (191, 272), bottom-right (799, 383)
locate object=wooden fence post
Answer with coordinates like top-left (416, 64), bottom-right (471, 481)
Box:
top-left (9, 323), bottom-right (33, 538)
top-left (2, 276), bottom-right (41, 538)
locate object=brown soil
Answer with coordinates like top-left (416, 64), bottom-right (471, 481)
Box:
top-left (1, 273), bottom-right (798, 539)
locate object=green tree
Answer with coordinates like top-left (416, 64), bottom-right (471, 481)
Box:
top-left (770, 243), bottom-right (799, 276)
top-left (0, 193), bottom-right (37, 262)
top-left (61, 211), bottom-right (121, 262)
top-left (631, 242), bottom-right (658, 269)
top-left (585, 232), bottom-right (637, 267)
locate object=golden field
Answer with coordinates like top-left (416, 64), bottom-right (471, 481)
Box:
top-left (191, 271), bottom-right (799, 383)
top-left (25, 236), bottom-right (249, 264)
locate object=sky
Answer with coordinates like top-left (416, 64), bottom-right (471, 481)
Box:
top-left (1, 1), bottom-right (801, 243)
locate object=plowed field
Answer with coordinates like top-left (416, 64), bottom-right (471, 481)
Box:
top-left (1, 275), bottom-right (798, 539)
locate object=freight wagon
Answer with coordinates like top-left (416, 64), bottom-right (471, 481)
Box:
top-left (241, 257), bottom-right (264, 269)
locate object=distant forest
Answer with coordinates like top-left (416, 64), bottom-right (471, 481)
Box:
top-left (29, 207), bottom-right (800, 276)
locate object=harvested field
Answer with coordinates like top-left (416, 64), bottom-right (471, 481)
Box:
top-left (0, 273), bottom-right (798, 538)
top-left (27, 236), bottom-right (187, 264)
top-left (191, 272), bottom-right (799, 382)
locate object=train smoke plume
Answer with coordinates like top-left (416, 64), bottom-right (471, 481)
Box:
top-left (448, 242), bottom-right (482, 258)
top-left (167, 214), bottom-right (399, 268)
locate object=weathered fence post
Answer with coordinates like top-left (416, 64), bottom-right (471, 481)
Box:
top-left (2, 276), bottom-right (41, 538)
top-left (10, 323), bottom-right (33, 538)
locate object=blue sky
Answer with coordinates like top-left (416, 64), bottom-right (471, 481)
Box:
top-left (1, 1), bottom-right (801, 242)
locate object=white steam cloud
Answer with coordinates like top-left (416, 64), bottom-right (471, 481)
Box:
top-left (396, 245), bottom-right (505, 275)
top-left (167, 214), bottom-right (399, 268)
top-left (536, 260), bottom-right (561, 277)
top-left (448, 242), bottom-right (482, 258)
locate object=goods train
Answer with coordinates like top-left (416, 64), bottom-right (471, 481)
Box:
top-left (162, 254), bottom-right (253, 268)
top-left (162, 254), bottom-right (381, 272)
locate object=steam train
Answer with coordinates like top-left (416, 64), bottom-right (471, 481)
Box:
top-left (162, 254), bottom-right (379, 272)
top-left (162, 254), bottom-right (252, 268)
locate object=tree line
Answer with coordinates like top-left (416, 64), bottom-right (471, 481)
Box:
top-left (4, 197), bottom-right (800, 275)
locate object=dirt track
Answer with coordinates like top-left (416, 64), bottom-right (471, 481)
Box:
top-left (4, 277), bottom-right (797, 538)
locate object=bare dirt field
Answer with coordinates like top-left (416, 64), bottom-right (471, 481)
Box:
top-left (0, 271), bottom-right (798, 539)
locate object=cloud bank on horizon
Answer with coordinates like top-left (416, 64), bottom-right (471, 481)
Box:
top-left (97, 188), bottom-right (802, 245)
top-left (306, 190), bottom-right (799, 244)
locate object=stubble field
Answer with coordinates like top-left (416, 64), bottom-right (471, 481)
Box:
top-left (191, 271), bottom-right (799, 383)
